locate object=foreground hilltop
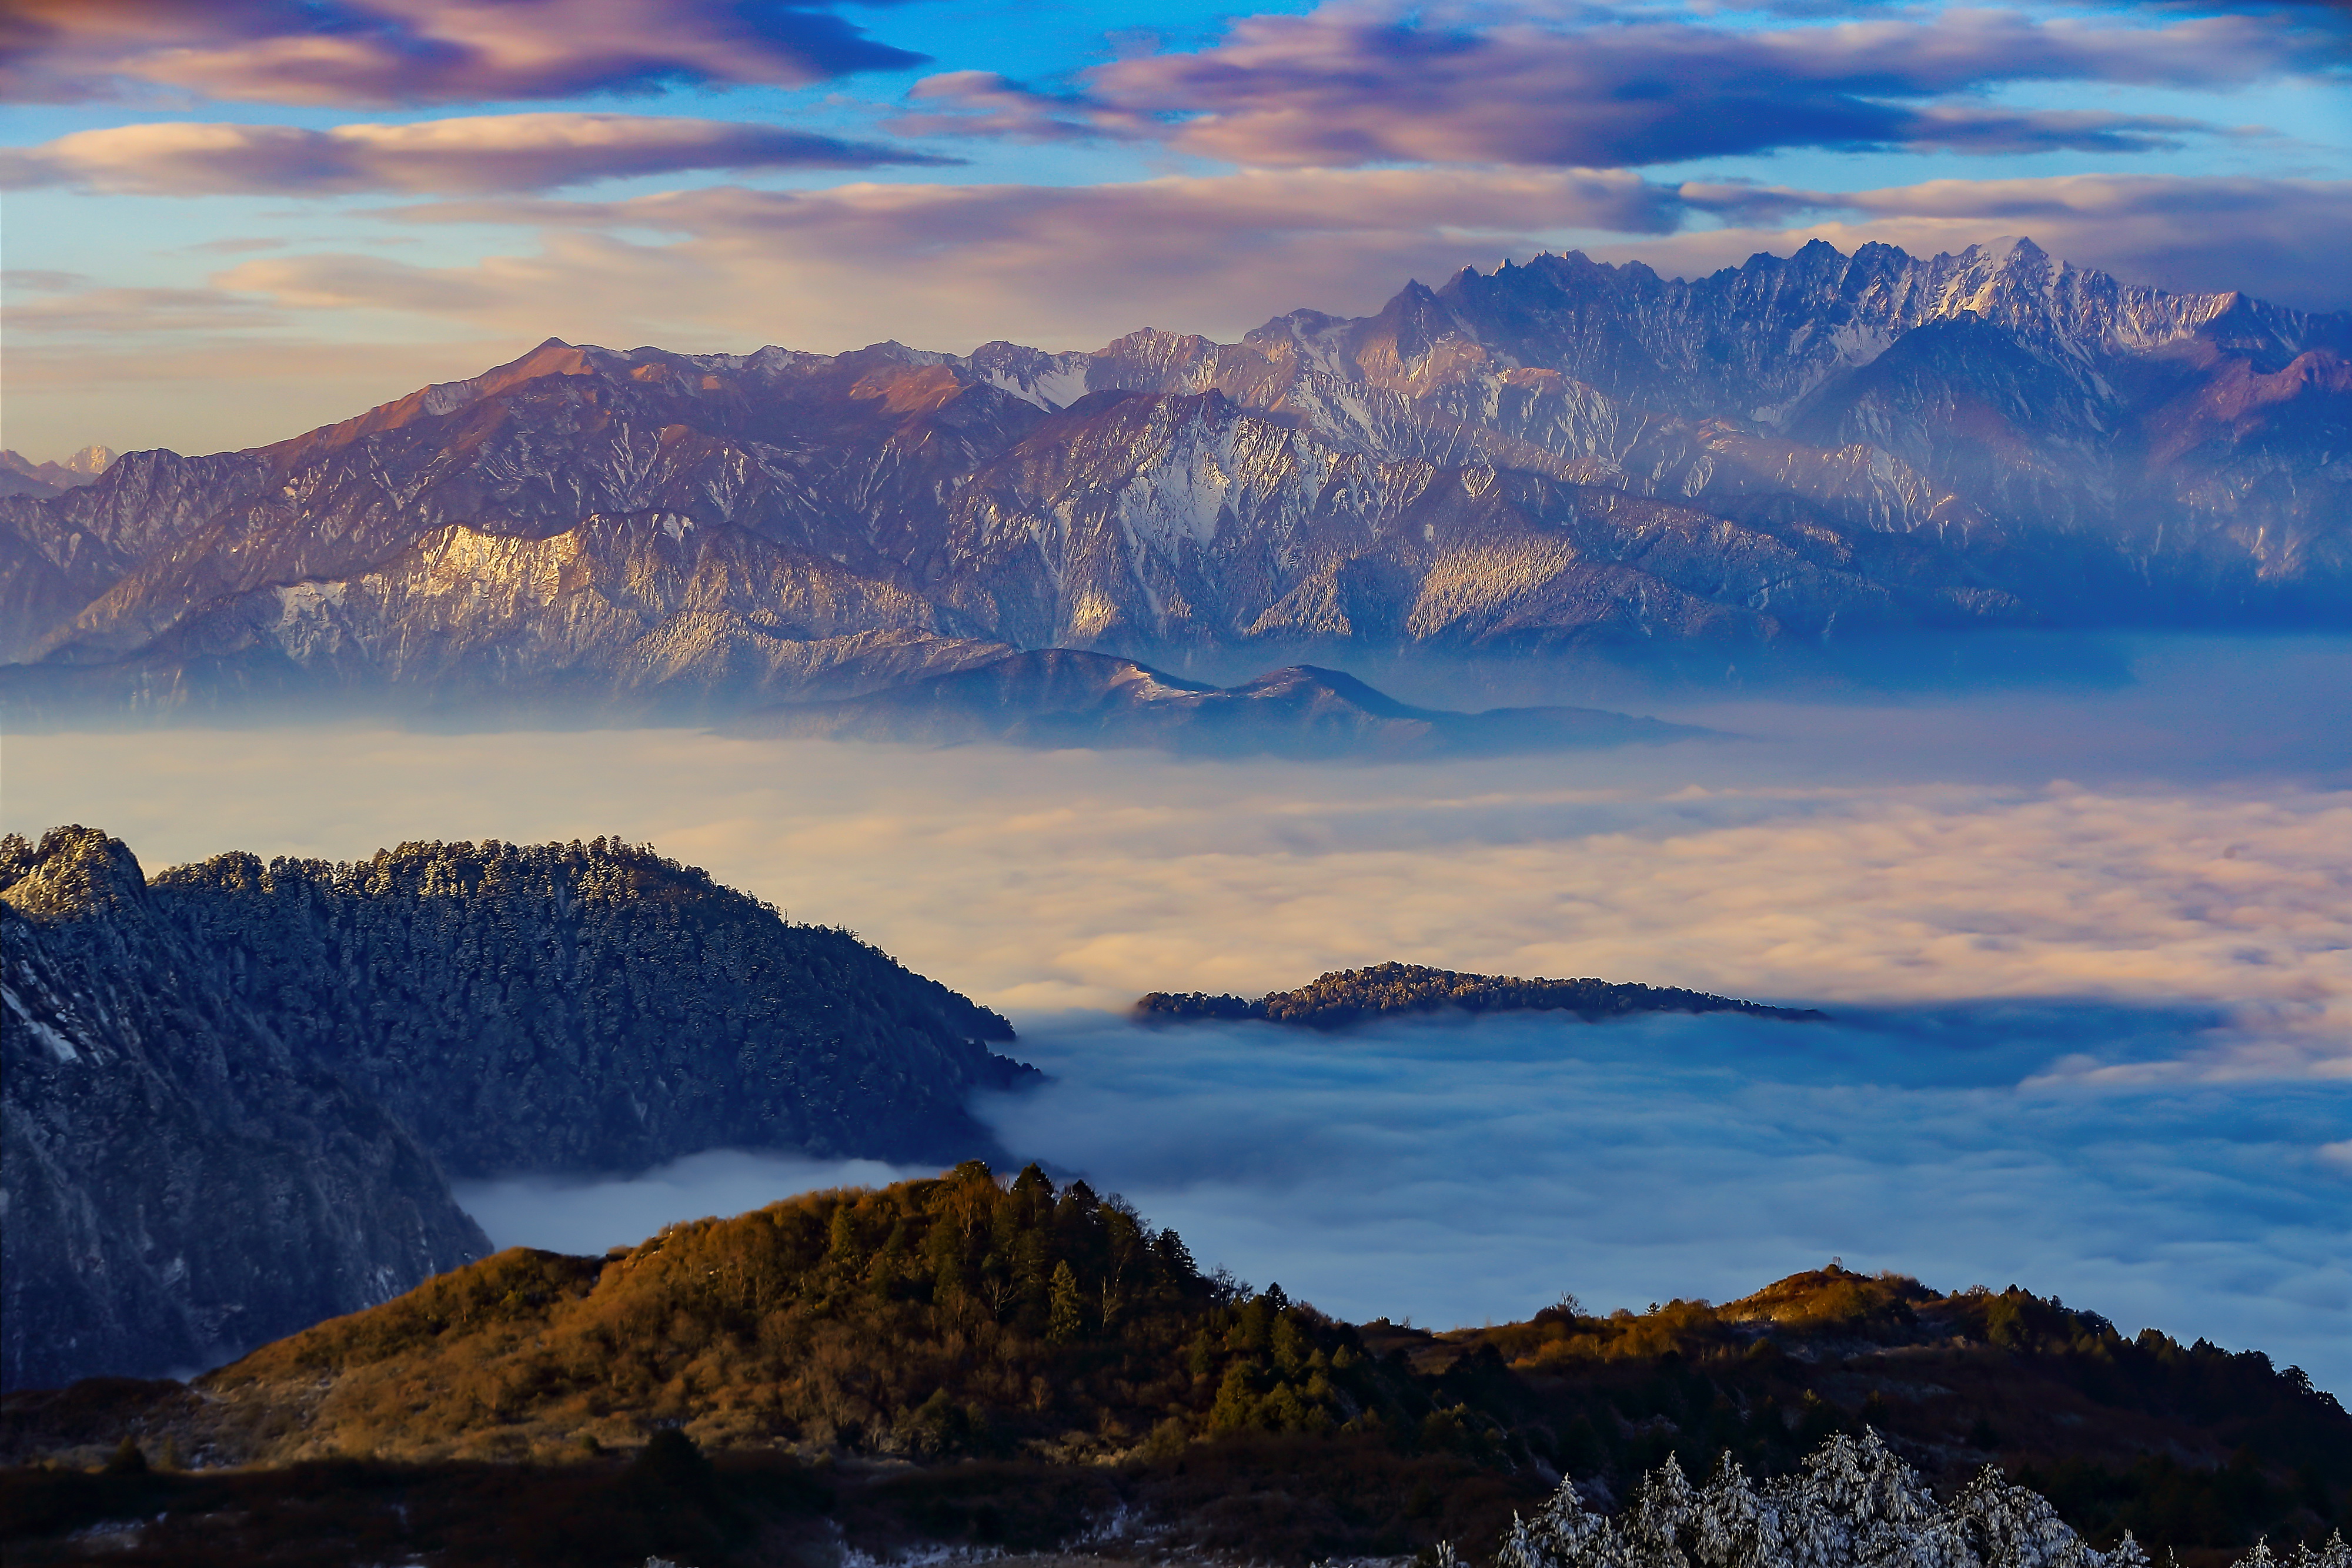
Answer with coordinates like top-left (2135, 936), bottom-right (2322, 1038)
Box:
top-left (1, 827), bottom-right (1023, 1390)
top-left (3, 238), bottom-right (2346, 717)
top-left (6, 1166), bottom-right (2342, 1565)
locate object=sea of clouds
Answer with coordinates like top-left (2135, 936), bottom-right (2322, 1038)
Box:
top-left (7, 634), bottom-right (2347, 1388)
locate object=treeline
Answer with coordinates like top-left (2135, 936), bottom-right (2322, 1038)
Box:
top-left (1138, 961), bottom-right (1820, 1028)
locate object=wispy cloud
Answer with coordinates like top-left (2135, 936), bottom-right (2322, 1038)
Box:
top-left (2, 0), bottom-right (927, 106)
top-left (185, 168), bottom-right (1680, 354)
top-left (901, 3), bottom-right (2336, 167)
top-left (0, 114), bottom-right (951, 196)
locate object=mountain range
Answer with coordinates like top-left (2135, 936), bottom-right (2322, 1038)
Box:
top-left (0, 827), bottom-right (1024, 1390)
top-left (3, 237), bottom-right (2345, 720)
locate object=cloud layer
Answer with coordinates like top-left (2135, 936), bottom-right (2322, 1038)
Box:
top-left (972, 1008), bottom-right (2351, 1394)
top-left (2, 0), bottom-right (926, 106)
top-left (0, 114), bottom-right (947, 196)
top-left (10, 637), bottom-right (2347, 1389)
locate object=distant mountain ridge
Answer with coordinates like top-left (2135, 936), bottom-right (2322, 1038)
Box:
top-left (3, 238), bottom-right (2346, 716)
top-left (0, 446), bottom-right (112, 501)
top-left (737, 648), bottom-right (1702, 758)
top-left (1138, 961), bottom-right (1819, 1026)
top-left (1, 827), bottom-right (1027, 1389)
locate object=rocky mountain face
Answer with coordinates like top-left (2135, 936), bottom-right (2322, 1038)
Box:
top-left (1, 827), bottom-right (1025, 1389)
top-left (738, 648), bottom-right (1700, 757)
top-left (2, 239), bottom-right (2344, 715)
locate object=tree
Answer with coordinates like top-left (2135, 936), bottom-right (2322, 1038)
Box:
top-left (1048, 1261), bottom-right (1085, 1344)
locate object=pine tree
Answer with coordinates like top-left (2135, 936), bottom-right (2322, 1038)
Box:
top-left (1047, 1260), bottom-right (1085, 1344)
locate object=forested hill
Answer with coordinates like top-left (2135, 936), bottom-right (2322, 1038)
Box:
top-left (6, 1166), bottom-right (2341, 1566)
top-left (1138, 961), bottom-right (1822, 1028)
top-left (135, 832), bottom-right (1022, 1174)
top-left (1, 827), bottom-right (1027, 1390)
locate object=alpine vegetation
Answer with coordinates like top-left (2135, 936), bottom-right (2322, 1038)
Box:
top-left (1490, 1429), bottom-right (2231, 1568)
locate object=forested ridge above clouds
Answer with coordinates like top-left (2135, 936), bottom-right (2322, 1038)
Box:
top-left (4, 239), bottom-right (2347, 720)
top-left (0, 826), bottom-right (1025, 1389)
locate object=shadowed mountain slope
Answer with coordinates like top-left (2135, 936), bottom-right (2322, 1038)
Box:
top-left (1, 828), bottom-right (1026, 1389)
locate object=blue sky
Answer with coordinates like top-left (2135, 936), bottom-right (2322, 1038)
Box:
top-left (2, 0), bottom-right (2348, 458)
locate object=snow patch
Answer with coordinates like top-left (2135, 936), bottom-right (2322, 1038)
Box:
top-left (4, 985), bottom-right (80, 1064)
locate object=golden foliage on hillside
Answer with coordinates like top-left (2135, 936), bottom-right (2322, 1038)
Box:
top-left (193, 1162), bottom-right (1402, 1466)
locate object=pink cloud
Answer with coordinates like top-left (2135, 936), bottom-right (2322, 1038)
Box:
top-left (906, 3), bottom-right (2338, 167)
top-left (0, 113), bottom-right (947, 196)
top-left (2, 0), bottom-right (924, 106)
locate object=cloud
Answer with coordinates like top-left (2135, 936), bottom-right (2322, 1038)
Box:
top-left (13, 167), bottom-right (2346, 456)
top-left (8, 637), bottom-right (2347, 1065)
top-left (199, 168), bottom-right (1683, 353)
top-left (9, 638), bottom-right (2348, 1390)
top-left (453, 1149), bottom-right (928, 1256)
top-left (169, 168), bottom-right (2351, 386)
top-left (1, 0), bottom-right (926, 107)
top-left (0, 113), bottom-right (948, 196)
top-left (890, 72), bottom-right (1113, 143)
top-left (913, 3), bottom-right (2337, 168)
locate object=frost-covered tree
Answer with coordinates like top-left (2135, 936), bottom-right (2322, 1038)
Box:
top-left (1471, 1430), bottom-right (2184, 1568)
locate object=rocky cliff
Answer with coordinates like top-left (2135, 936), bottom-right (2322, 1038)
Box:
top-left (0, 827), bottom-right (1025, 1389)
top-left (3, 238), bottom-right (2344, 714)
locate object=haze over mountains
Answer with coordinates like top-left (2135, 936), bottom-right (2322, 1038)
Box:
top-left (3, 238), bottom-right (2345, 720)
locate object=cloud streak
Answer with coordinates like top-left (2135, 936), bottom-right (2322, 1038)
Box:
top-left (2, 0), bottom-right (927, 106)
top-left (0, 114), bottom-right (948, 196)
top-left (904, 4), bottom-right (2334, 168)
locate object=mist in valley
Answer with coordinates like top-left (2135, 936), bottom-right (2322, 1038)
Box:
top-left (7, 633), bottom-right (2347, 1388)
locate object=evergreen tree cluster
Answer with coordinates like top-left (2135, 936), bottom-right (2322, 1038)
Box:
top-left (1137, 962), bottom-right (1819, 1029)
top-left (7, 826), bottom-right (1021, 1176)
top-left (186, 1162), bottom-right (1459, 1464)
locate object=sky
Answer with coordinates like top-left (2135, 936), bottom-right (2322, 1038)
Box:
top-left (6, 634), bottom-right (2348, 1390)
top-left (3, 0), bottom-right (2348, 461)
